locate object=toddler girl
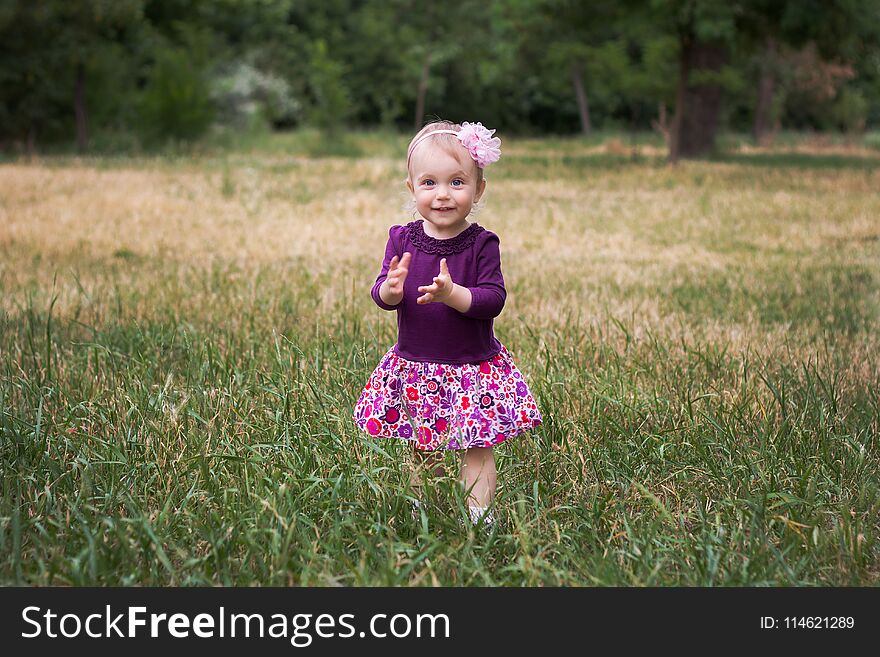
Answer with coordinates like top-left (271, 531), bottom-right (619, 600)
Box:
top-left (353, 120), bottom-right (542, 527)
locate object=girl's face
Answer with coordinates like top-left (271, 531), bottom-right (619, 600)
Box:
top-left (407, 144), bottom-right (486, 238)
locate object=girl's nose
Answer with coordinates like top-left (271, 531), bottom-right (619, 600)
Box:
top-left (435, 185), bottom-right (450, 198)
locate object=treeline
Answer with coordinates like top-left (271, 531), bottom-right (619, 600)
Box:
top-left (2, 0), bottom-right (879, 160)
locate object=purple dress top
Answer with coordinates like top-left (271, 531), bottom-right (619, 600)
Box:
top-left (371, 220), bottom-right (505, 365)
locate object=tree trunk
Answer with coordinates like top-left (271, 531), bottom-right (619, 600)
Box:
top-left (414, 54), bottom-right (431, 131)
top-left (669, 38), bottom-right (688, 163)
top-left (26, 124), bottom-right (37, 159)
top-left (75, 61), bottom-right (89, 152)
top-left (669, 38), bottom-right (727, 162)
top-left (652, 102), bottom-right (670, 144)
top-left (752, 38), bottom-right (777, 146)
top-left (571, 62), bottom-right (592, 136)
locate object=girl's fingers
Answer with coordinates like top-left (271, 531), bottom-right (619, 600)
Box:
top-left (440, 258), bottom-right (448, 274)
top-left (390, 253), bottom-right (412, 274)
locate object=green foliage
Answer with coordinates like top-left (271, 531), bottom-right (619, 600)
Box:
top-left (830, 88), bottom-right (869, 133)
top-left (306, 39), bottom-right (352, 137)
top-left (865, 130), bottom-right (880, 150)
top-left (1, 0), bottom-right (879, 151)
top-left (654, 0), bottom-right (738, 44)
top-left (140, 46), bottom-right (214, 143)
top-left (633, 36), bottom-right (679, 104)
top-left (85, 40), bottom-right (142, 132)
top-left (343, 0), bottom-right (420, 128)
top-left (689, 65), bottom-right (745, 94)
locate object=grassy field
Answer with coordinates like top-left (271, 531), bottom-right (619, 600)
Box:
top-left (1, 132), bottom-right (878, 585)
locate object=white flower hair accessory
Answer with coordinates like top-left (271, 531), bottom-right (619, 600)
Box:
top-left (407, 121), bottom-right (502, 169)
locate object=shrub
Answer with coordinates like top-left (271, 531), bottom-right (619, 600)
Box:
top-left (140, 46), bottom-right (214, 143)
top-left (830, 88), bottom-right (868, 133)
top-left (211, 62), bottom-right (301, 131)
top-left (306, 39), bottom-right (352, 137)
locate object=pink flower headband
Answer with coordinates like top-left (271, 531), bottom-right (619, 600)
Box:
top-left (407, 121), bottom-right (502, 170)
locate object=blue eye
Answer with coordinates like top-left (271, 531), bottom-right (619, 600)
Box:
top-left (452, 179), bottom-right (463, 187)
top-left (423, 180), bottom-right (434, 187)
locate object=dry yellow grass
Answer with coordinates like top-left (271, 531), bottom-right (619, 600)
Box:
top-left (1, 145), bottom-right (878, 369)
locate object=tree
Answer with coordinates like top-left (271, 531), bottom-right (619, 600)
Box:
top-left (306, 39), bottom-right (352, 136)
top-left (657, 0), bottom-right (879, 159)
top-left (499, 0), bottom-right (624, 135)
top-left (44, 0), bottom-right (144, 153)
top-left (2, 0), bottom-right (878, 152)
top-left (398, 0), bottom-right (481, 130)
top-left (55, 2), bottom-right (144, 151)
top-left (0, 2), bottom-right (74, 153)
top-left (739, 0), bottom-right (878, 144)
top-left (615, 29), bottom-right (679, 146)
top-left (649, 0), bottom-right (741, 161)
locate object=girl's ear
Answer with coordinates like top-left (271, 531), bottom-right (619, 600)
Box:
top-left (475, 178), bottom-right (487, 202)
top-left (406, 178), bottom-right (414, 195)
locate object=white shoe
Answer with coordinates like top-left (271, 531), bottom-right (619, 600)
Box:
top-left (468, 506), bottom-right (495, 527)
top-left (409, 499), bottom-right (426, 520)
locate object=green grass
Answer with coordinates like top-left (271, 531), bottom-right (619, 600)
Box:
top-left (666, 261), bottom-right (877, 334)
top-left (2, 287), bottom-right (876, 585)
top-left (1, 133), bottom-right (879, 586)
top-left (714, 152), bottom-right (880, 171)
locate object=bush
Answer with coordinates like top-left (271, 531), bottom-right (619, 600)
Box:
top-left (830, 88), bottom-right (868, 133)
top-left (140, 47), bottom-right (214, 143)
top-left (306, 40), bottom-right (352, 137)
top-left (211, 62), bottom-right (301, 131)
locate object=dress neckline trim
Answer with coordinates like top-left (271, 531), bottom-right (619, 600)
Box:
top-left (406, 220), bottom-right (484, 255)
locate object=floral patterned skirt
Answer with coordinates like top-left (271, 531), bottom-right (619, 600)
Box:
top-left (353, 344), bottom-right (542, 451)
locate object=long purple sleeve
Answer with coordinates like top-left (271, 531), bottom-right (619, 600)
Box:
top-left (461, 234), bottom-right (506, 319)
top-left (371, 227), bottom-right (401, 311)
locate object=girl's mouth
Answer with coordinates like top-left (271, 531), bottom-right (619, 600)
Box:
top-left (434, 207), bottom-right (455, 212)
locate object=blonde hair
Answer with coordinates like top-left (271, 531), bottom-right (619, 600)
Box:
top-left (406, 120), bottom-right (485, 187)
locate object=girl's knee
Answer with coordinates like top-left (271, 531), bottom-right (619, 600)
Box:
top-left (464, 446), bottom-right (494, 463)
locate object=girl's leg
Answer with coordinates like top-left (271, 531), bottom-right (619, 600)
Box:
top-left (460, 447), bottom-right (496, 517)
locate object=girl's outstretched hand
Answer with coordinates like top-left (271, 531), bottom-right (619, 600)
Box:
top-left (386, 252), bottom-right (411, 296)
top-left (417, 258), bottom-right (455, 304)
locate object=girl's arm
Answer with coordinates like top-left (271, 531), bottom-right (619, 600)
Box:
top-left (459, 233), bottom-right (506, 319)
top-left (378, 252), bottom-right (410, 306)
top-left (378, 278), bottom-right (402, 307)
top-left (371, 227), bottom-right (404, 310)
top-left (417, 234), bottom-right (506, 317)
top-left (443, 283), bottom-right (473, 314)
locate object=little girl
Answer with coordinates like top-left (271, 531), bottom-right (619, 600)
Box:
top-left (353, 120), bottom-right (542, 527)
